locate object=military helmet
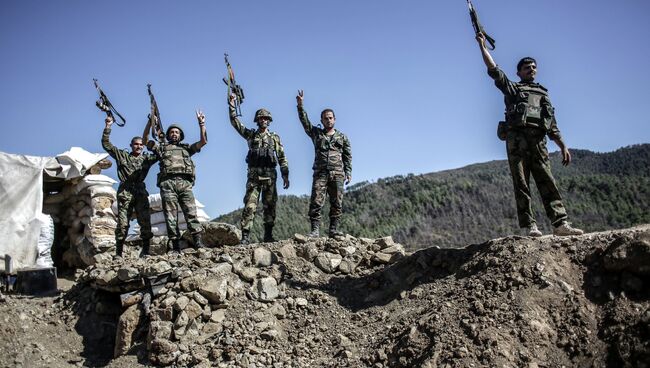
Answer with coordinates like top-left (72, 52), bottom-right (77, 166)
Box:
top-left (254, 108), bottom-right (273, 123)
top-left (166, 124), bottom-right (185, 141)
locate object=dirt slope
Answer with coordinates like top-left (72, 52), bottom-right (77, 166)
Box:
top-left (0, 225), bottom-right (648, 367)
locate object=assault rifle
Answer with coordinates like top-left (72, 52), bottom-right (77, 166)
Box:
top-left (147, 84), bottom-right (165, 142)
top-left (223, 53), bottom-right (245, 117)
top-left (93, 79), bottom-right (126, 126)
top-left (467, 0), bottom-right (496, 50)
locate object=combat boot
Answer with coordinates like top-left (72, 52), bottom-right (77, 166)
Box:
top-left (192, 233), bottom-right (205, 249)
top-left (263, 224), bottom-right (275, 243)
top-left (527, 223), bottom-right (543, 237)
top-left (328, 218), bottom-right (344, 238)
top-left (241, 229), bottom-right (250, 245)
top-left (307, 221), bottom-right (320, 238)
top-left (139, 238), bottom-right (151, 257)
top-left (553, 222), bottom-right (584, 236)
top-left (169, 238), bottom-right (181, 254)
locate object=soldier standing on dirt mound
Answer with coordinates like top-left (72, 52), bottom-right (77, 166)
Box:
top-left (143, 112), bottom-right (208, 252)
top-left (101, 116), bottom-right (158, 257)
top-left (475, 32), bottom-right (583, 237)
top-left (296, 90), bottom-right (352, 238)
top-left (228, 94), bottom-right (290, 245)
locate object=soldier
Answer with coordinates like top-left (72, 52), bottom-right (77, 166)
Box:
top-left (296, 90), bottom-right (352, 238)
top-left (143, 111), bottom-right (208, 252)
top-left (476, 33), bottom-right (583, 237)
top-left (101, 116), bottom-right (158, 257)
top-left (228, 94), bottom-right (290, 244)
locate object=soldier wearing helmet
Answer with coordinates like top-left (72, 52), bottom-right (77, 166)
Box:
top-left (476, 32), bottom-right (583, 237)
top-left (102, 116), bottom-right (158, 257)
top-left (296, 90), bottom-right (352, 238)
top-left (229, 94), bottom-right (289, 245)
top-left (143, 110), bottom-right (208, 252)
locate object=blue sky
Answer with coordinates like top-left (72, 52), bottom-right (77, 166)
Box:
top-left (1, 0), bottom-right (649, 217)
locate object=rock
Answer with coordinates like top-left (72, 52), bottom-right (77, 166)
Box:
top-left (297, 243), bottom-right (319, 261)
top-left (211, 263), bottom-right (233, 277)
top-left (314, 252), bottom-right (343, 273)
top-left (253, 247), bottom-right (273, 267)
top-left (375, 236), bottom-right (395, 249)
top-left (143, 261), bottom-right (172, 277)
top-left (185, 300), bottom-right (204, 320)
top-left (117, 267), bottom-right (139, 281)
top-left (372, 252), bottom-right (394, 264)
top-left (277, 244), bottom-right (297, 259)
top-left (114, 304), bottom-right (144, 357)
top-left (175, 311), bottom-right (189, 329)
top-left (210, 310), bottom-right (226, 323)
top-left (96, 269), bottom-right (118, 286)
top-left (180, 277), bottom-right (203, 292)
top-left (340, 246), bottom-right (357, 257)
top-left (260, 329), bottom-right (280, 341)
top-left (149, 339), bottom-right (179, 366)
top-left (173, 295), bottom-right (190, 311)
top-left (201, 222), bottom-right (241, 247)
top-left (148, 321), bottom-right (173, 349)
top-left (201, 322), bottom-right (223, 337)
top-left (236, 267), bottom-right (259, 283)
top-left (251, 277), bottom-right (279, 302)
top-left (603, 231), bottom-right (650, 275)
top-left (293, 233), bottom-right (309, 244)
top-left (192, 291), bottom-right (208, 306)
top-left (198, 278), bottom-right (228, 304)
top-left (295, 297), bottom-right (308, 307)
top-left (338, 259), bottom-right (357, 274)
top-left (381, 244), bottom-right (405, 255)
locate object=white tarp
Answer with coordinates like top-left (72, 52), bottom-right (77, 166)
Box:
top-left (0, 152), bottom-right (52, 269)
top-left (44, 147), bottom-right (108, 180)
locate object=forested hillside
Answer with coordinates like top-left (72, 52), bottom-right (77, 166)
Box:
top-left (216, 144), bottom-right (650, 249)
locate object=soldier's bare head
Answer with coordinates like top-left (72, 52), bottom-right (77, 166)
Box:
top-left (130, 137), bottom-right (144, 156)
top-left (320, 109), bottom-right (336, 131)
top-left (516, 57), bottom-right (537, 82)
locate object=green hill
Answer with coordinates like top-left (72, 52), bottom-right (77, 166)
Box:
top-left (216, 144), bottom-right (650, 249)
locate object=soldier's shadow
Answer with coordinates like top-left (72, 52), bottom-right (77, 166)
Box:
top-left (287, 240), bottom-right (492, 312)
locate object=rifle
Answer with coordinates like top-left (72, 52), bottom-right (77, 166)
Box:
top-left (467, 0), bottom-right (496, 50)
top-left (223, 53), bottom-right (245, 117)
top-left (147, 84), bottom-right (165, 142)
top-left (93, 79), bottom-right (126, 126)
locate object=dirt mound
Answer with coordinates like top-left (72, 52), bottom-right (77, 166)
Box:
top-left (1, 226), bottom-right (648, 367)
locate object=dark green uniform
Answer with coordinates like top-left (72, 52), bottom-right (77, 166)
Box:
top-left (297, 107), bottom-right (352, 227)
top-left (102, 128), bottom-right (158, 255)
top-left (229, 110), bottom-right (289, 232)
top-left (488, 66), bottom-right (569, 228)
top-left (149, 137), bottom-right (203, 242)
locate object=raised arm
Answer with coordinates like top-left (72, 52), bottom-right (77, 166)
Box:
top-left (101, 116), bottom-right (118, 157)
top-left (296, 89), bottom-right (314, 137)
top-left (195, 109), bottom-right (208, 149)
top-left (228, 93), bottom-right (249, 138)
top-left (476, 33), bottom-right (497, 70)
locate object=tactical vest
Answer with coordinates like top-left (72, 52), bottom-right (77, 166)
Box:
top-left (159, 143), bottom-right (195, 179)
top-left (246, 132), bottom-right (277, 168)
top-left (313, 131), bottom-right (345, 171)
top-left (506, 83), bottom-right (554, 131)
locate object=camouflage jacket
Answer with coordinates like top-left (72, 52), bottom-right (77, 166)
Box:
top-left (298, 106), bottom-right (352, 176)
top-left (101, 127), bottom-right (158, 185)
top-left (488, 66), bottom-right (562, 140)
top-left (229, 110), bottom-right (289, 177)
top-left (148, 140), bottom-right (201, 182)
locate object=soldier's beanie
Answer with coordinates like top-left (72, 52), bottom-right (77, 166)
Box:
top-left (166, 124), bottom-right (185, 141)
top-left (517, 57), bottom-right (537, 71)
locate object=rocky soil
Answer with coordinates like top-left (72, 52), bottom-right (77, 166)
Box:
top-left (1, 225), bottom-right (648, 367)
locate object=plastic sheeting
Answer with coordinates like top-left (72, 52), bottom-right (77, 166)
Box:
top-left (43, 147), bottom-right (108, 180)
top-left (0, 152), bottom-right (52, 269)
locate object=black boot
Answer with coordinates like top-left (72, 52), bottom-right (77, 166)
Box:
top-left (115, 241), bottom-right (124, 258)
top-left (192, 233), bottom-right (205, 249)
top-left (169, 238), bottom-right (181, 254)
top-left (139, 238), bottom-right (151, 257)
top-left (241, 229), bottom-right (250, 245)
top-left (329, 218), bottom-right (343, 238)
top-left (307, 220), bottom-right (320, 238)
top-left (263, 224), bottom-right (275, 243)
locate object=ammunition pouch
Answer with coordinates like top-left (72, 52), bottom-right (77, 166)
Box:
top-left (497, 121), bottom-right (508, 141)
top-left (246, 147), bottom-right (277, 168)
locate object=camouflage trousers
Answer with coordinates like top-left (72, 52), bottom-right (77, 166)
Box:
top-left (240, 167), bottom-right (278, 231)
top-left (308, 170), bottom-right (344, 223)
top-left (159, 176), bottom-right (202, 240)
top-left (115, 183), bottom-right (152, 248)
top-left (506, 129), bottom-right (568, 228)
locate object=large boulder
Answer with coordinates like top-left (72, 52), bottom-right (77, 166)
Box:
top-left (603, 230), bottom-right (650, 275)
top-left (201, 222), bottom-right (241, 247)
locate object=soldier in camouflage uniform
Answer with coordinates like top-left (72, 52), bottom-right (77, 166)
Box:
top-left (476, 33), bottom-right (583, 237)
top-left (228, 94), bottom-right (290, 244)
top-left (296, 90), bottom-right (352, 238)
top-left (143, 111), bottom-right (208, 252)
top-left (101, 116), bottom-right (158, 257)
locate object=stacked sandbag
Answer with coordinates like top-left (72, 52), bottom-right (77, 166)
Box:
top-left (44, 174), bottom-right (118, 267)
